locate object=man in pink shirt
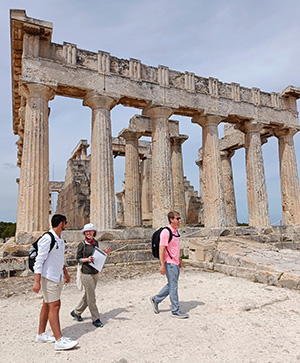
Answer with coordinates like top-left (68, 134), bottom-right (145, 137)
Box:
top-left (150, 211), bottom-right (189, 318)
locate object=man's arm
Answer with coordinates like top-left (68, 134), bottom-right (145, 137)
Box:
top-left (159, 245), bottom-right (166, 275)
top-left (63, 265), bottom-right (70, 283)
top-left (33, 273), bottom-right (41, 293)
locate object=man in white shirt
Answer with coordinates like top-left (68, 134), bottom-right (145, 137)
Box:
top-left (33, 214), bottom-right (78, 350)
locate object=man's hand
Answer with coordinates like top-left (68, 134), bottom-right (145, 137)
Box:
top-left (33, 273), bottom-right (41, 293)
top-left (160, 264), bottom-right (166, 275)
top-left (33, 281), bottom-right (40, 293)
top-left (63, 266), bottom-right (70, 283)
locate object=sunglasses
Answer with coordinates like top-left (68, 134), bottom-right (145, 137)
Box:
top-left (176, 217), bottom-right (181, 220)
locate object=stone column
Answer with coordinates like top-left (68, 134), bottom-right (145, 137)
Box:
top-left (141, 155), bottom-right (152, 225)
top-left (171, 135), bottom-right (188, 224)
top-left (16, 83), bottom-right (55, 238)
top-left (243, 121), bottom-right (270, 226)
top-left (116, 191), bottom-right (125, 225)
top-left (275, 128), bottom-right (300, 225)
top-left (192, 114), bottom-right (226, 228)
top-left (119, 129), bottom-right (142, 227)
top-left (195, 158), bottom-right (204, 224)
top-left (220, 150), bottom-right (238, 226)
top-left (143, 106), bottom-right (174, 228)
top-left (83, 92), bottom-right (118, 230)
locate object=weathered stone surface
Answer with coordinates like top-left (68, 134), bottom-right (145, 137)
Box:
top-left (275, 128), bottom-right (300, 225)
top-left (193, 114), bottom-right (227, 228)
top-left (56, 159), bottom-right (91, 229)
top-left (186, 234), bottom-right (300, 290)
top-left (10, 11), bottom-right (300, 237)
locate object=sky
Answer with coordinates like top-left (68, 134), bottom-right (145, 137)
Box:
top-left (0, 0), bottom-right (300, 224)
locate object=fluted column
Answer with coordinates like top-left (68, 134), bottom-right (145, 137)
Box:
top-left (83, 92), bottom-right (118, 230)
top-left (243, 121), bottom-right (270, 226)
top-left (221, 150), bottom-right (238, 226)
top-left (192, 114), bottom-right (226, 228)
top-left (115, 191), bottom-right (125, 225)
top-left (171, 135), bottom-right (188, 224)
top-left (141, 155), bottom-right (152, 224)
top-left (119, 129), bottom-right (142, 227)
top-left (143, 106), bottom-right (174, 228)
top-left (16, 83), bottom-right (55, 238)
top-left (195, 158), bottom-right (204, 224)
top-left (275, 128), bottom-right (300, 225)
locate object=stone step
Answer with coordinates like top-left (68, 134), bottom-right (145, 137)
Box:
top-left (185, 237), bottom-right (300, 290)
top-left (0, 238), bottom-right (155, 277)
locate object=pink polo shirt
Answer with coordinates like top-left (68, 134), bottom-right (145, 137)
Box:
top-left (159, 224), bottom-right (180, 266)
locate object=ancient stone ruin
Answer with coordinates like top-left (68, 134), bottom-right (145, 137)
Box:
top-left (10, 10), bottom-right (300, 242)
top-left (4, 9), bottom-right (300, 286)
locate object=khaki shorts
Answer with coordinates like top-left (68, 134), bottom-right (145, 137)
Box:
top-left (41, 277), bottom-right (63, 303)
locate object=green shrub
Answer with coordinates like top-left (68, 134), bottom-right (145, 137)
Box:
top-left (0, 222), bottom-right (16, 239)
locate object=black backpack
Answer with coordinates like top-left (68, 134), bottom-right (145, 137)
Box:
top-left (151, 227), bottom-right (173, 259)
top-left (28, 232), bottom-right (56, 272)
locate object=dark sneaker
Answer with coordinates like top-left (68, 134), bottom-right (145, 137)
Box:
top-left (70, 310), bottom-right (83, 322)
top-left (150, 296), bottom-right (159, 314)
top-left (92, 319), bottom-right (104, 328)
top-left (172, 311), bottom-right (189, 319)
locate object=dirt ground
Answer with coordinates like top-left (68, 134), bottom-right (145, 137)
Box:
top-left (1, 262), bottom-right (300, 363)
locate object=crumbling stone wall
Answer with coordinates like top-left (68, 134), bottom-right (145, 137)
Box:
top-left (56, 159), bottom-right (90, 229)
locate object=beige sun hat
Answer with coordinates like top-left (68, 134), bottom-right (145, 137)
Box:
top-left (81, 223), bottom-right (97, 236)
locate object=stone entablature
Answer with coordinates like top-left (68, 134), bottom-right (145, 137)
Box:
top-left (11, 10), bottom-right (300, 142)
top-left (70, 139), bottom-right (89, 160)
top-left (49, 181), bottom-right (64, 193)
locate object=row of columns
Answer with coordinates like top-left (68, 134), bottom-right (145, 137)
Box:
top-left (17, 84), bottom-right (187, 235)
top-left (16, 82), bottom-right (300, 237)
top-left (119, 109), bottom-right (188, 228)
top-left (195, 116), bottom-right (300, 227)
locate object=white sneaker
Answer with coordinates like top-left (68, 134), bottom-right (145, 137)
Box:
top-left (54, 336), bottom-right (78, 350)
top-left (35, 332), bottom-right (55, 343)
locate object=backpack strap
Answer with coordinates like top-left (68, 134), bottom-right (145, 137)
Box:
top-left (164, 227), bottom-right (173, 260)
top-left (45, 231), bottom-right (56, 253)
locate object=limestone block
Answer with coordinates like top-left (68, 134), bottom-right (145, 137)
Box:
top-left (188, 240), bottom-right (216, 262)
top-left (214, 263), bottom-right (237, 276)
top-left (3, 244), bottom-right (30, 257)
top-left (278, 273), bottom-right (300, 290)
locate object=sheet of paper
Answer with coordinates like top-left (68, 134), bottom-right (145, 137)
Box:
top-left (88, 246), bottom-right (107, 272)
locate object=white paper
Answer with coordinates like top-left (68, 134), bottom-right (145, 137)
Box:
top-left (88, 246), bottom-right (107, 272)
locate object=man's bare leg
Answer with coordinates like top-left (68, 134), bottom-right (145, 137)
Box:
top-left (38, 300), bottom-right (49, 335)
top-left (48, 300), bottom-right (62, 340)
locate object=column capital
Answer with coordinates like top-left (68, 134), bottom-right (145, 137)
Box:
top-left (220, 149), bottom-right (235, 159)
top-left (118, 128), bottom-right (141, 141)
top-left (192, 113), bottom-right (223, 127)
top-left (195, 159), bottom-right (202, 167)
top-left (116, 191), bottom-right (125, 200)
top-left (142, 105), bottom-right (173, 120)
top-left (19, 83), bottom-right (55, 101)
top-left (239, 120), bottom-right (264, 134)
top-left (170, 134), bottom-right (189, 145)
top-left (274, 127), bottom-right (299, 139)
top-left (83, 91), bottom-right (118, 110)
